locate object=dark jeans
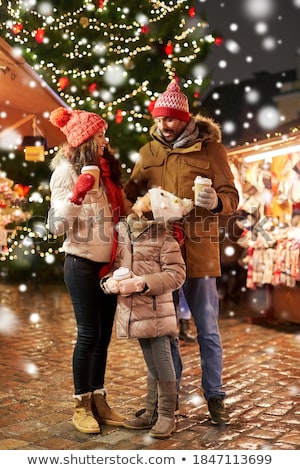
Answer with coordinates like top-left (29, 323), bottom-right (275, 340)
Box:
top-left (64, 255), bottom-right (117, 395)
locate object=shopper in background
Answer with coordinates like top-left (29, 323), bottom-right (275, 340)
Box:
top-left (125, 81), bottom-right (239, 425)
top-left (48, 107), bottom-right (126, 433)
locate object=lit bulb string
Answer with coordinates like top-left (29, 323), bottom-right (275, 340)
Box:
top-left (5, 2), bottom-right (210, 62)
top-left (1, 224), bottom-right (63, 262)
top-left (4, 7), bottom-right (212, 99)
top-left (7, 0), bottom-right (188, 32)
top-left (59, 80), bottom-right (152, 115)
top-left (4, 4), bottom-right (212, 109)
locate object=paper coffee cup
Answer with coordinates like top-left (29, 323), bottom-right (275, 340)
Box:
top-left (81, 165), bottom-right (100, 192)
top-left (194, 176), bottom-right (212, 205)
top-left (113, 267), bottom-right (131, 281)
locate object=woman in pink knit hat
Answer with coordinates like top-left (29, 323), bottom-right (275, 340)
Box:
top-left (48, 107), bottom-right (128, 434)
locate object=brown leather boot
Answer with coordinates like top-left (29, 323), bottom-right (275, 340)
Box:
top-left (72, 392), bottom-right (101, 433)
top-left (179, 319), bottom-right (196, 343)
top-left (123, 378), bottom-right (158, 430)
top-left (91, 389), bottom-right (125, 426)
top-left (149, 380), bottom-right (177, 439)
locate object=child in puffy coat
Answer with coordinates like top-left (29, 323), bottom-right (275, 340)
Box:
top-left (101, 188), bottom-right (192, 439)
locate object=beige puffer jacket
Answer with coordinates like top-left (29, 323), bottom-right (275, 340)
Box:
top-left (112, 214), bottom-right (186, 339)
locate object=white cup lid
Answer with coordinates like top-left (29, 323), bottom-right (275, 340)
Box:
top-left (113, 267), bottom-right (131, 280)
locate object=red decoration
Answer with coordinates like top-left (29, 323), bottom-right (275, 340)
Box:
top-left (165, 42), bottom-right (173, 55)
top-left (98, 0), bottom-right (105, 8)
top-left (193, 91), bottom-right (200, 99)
top-left (115, 109), bottom-right (123, 124)
top-left (58, 77), bottom-right (69, 90)
top-left (214, 36), bottom-right (224, 46)
top-left (141, 25), bottom-right (150, 34)
top-left (88, 83), bottom-right (97, 93)
top-left (11, 23), bottom-right (23, 35)
top-left (189, 7), bottom-right (196, 17)
top-left (14, 184), bottom-right (31, 198)
top-left (35, 29), bottom-right (45, 44)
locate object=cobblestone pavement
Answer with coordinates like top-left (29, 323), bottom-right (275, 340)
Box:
top-left (0, 282), bottom-right (300, 451)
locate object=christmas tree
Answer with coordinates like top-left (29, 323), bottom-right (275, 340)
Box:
top-left (0, 0), bottom-right (220, 282)
top-left (0, 0), bottom-right (218, 167)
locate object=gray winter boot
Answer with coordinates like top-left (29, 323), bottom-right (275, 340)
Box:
top-left (123, 378), bottom-right (158, 430)
top-left (149, 380), bottom-right (177, 439)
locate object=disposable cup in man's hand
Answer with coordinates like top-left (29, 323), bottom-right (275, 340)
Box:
top-left (194, 176), bottom-right (212, 206)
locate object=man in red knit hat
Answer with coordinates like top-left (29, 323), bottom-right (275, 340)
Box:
top-left (125, 80), bottom-right (239, 426)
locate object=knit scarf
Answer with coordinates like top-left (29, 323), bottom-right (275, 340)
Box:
top-left (99, 157), bottom-right (125, 277)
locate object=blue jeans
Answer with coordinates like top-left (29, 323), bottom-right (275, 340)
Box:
top-left (172, 277), bottom-right (225, 401)
top-left (64, 254), bottom-right (117, 395)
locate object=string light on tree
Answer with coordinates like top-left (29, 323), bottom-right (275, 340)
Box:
top-left (1, 0), bottom-right (217, 165)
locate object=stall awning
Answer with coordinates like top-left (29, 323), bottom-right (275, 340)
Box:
top-left (0, 37), bottom-right (68, 149)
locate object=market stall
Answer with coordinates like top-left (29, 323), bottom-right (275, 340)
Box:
top-left (227, 126), bottom-right (300, 323)
top-left (0, 37), bottom-right (67, 150)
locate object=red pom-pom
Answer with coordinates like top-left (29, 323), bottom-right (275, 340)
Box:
top-left (49, 107), bottom-right (72, 128)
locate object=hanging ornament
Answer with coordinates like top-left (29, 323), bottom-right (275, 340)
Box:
top-left (88, 82), bottom-right (97, 93)
top-left (35, 28), bottom-right (45, 44)
top-left (193, 90), bottom-right (200, 99)
top-left (97, 0), bottom-right (105, 9)
top-left (165, 41), bottom-right (173, 55)
top-left (58, 77), bottom-right (69, 90)
top-left (13, 184), bottom-right (31, 198)
top-left (214, 36), bottom-right (224, 46)
top-left (79, 17), bottom-right (89, 28)
top-left (189, 7), bottom-right (196, 17)
top-left (11, 23), bottom-right (23, 35)
top-left (141, 25), bottom-right (150, 34)
top-left (115, 109), bottom-right (123, 124)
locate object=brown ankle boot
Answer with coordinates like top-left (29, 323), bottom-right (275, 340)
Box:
top-left (179, 319), bottom-right (196, 343)
top-left (92, 389), bottom-right (125, 426)
top-left (72, 392), bottom-right (101, 434)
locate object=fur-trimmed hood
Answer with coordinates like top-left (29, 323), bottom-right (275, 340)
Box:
top-left (194, 114), bottom-right (222, 143)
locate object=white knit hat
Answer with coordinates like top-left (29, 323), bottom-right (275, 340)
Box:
top-left (148, 188), bottom-right (193, 221)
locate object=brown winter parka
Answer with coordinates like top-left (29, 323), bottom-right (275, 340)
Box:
top-left (125, 115), bottom-right (239, 278)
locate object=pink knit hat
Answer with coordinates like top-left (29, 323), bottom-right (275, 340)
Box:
top-left (152, 81), bottom-right (190, 122)
top-left (49, 107), bottom-right (108, 147)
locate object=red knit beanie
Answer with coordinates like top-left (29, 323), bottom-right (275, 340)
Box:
top-left (49, 107), bottom-right (108, 147)
top-left (152, 81), bottom-right (190, 122)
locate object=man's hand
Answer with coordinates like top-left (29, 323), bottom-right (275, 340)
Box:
top-left (196, 186), bottom-right (218, 210)
top-left (70, 173), bottom-right (95, 205)
top-left (119, 274), bottom-right (146, 296)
